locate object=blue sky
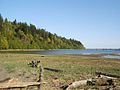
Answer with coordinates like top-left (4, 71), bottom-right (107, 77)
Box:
top-left (1, 0), bottom-right (120, 48)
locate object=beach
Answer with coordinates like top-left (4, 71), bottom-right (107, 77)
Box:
top-left (0, 53), bottom-right (120, 89)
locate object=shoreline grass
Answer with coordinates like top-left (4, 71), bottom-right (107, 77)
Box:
top-left (0, 53), bottom-right (120, 89)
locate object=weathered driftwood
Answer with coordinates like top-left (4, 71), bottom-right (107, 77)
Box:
top-left (37, 66), bottom-right (46, 90)
top-left (37, 66), bottom-right (44, 82)
top-left (0, 77), bottom-right (10, 83)
top-left (96, 72), bottom-right (120, 78)
top-left (44, 67), bottom-right (63, 72)
top-left (100, 75), bottom-right (117, 79)
top-left (66, 79), bottom-right (92, 90)
top-left (0, 82), bottom-right (41, 89)
top-left (28, 60), bottom-right (40, 67)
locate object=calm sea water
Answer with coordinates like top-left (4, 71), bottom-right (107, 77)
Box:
top-left (101, 55), bottom-right (120, 59)
top-left (31, 49), bottom-right (120, 59)
top-left (29, 49), bottom-right (120, 55)
top-left (1, 49), bottom-right (120, 55)
top-left (0, 49), bottom-right (120, 59)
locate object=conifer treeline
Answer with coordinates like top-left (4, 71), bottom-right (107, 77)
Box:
top-left (0, 14), bottom-right (85, 49)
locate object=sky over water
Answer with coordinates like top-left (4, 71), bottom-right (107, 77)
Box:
top-left (1, 0), bottom-right (120, 48)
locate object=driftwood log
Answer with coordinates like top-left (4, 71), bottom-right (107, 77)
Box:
top-left (44, 67), bottom-right (63, 72)
top-left (0, 77), bottom-right (11, 83)
top-left (37, 66), bottom-right (44, 82)
top-left (66, 79), bottom-right (92, 90)
top-left (0, 82), bottom-right (43, 89)
top-left (0, 78), bottom-right (47, 89)
top-left (96, 72), bottom-right (120, 78)
top-left (28, 60), bottom-right (40, 67)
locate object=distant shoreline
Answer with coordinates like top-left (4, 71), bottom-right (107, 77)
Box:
top-left (0, 48), bottom-right (119, 52)
top-left (0, 49), bottom-right (83, 52)
top-left (87, 48), bottom-right (120, 50)
top-left (0, 49), bottom-right (45, 52)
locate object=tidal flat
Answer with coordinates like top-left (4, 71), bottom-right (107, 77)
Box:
top-left (0, 53), bottom-right (120, 89)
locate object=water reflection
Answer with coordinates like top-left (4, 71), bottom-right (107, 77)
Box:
top-left (0, 49), bottom-right (120, 55)
top-left (29, 49), bottom-right (120, 55)
top-left (101, 55), bottom-right (120, 59)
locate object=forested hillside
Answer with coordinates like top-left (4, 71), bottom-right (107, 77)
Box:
top-left (0, 14), bottom-right (85, 49)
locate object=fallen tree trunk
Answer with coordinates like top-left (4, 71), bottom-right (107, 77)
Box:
top-left (95, 72), bottom-right (120, 78)
top-left (0, 78), bottom-right (11, 83)
top-left (37, 66), bottom-right (44, 82)
top-left (0, 82), bottom-right (43, 89)
top-left (44, 67), bottom-right (63, 72)
top-left (66, 79), bottom-right (92, 90)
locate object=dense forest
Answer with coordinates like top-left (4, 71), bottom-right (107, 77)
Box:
top-left (0, 14), bottom-right (85, 50)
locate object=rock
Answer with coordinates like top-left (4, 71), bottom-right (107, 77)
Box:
top-left (99, 86), bottom-right (110, 90)
top-left (112, 79), bottom-right (120, 86)
top-left (114, 86), bottom-right (120, 90)
top-left (92, 77), bottom-right (112, 86)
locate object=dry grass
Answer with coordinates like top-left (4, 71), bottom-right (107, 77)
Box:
top-left (0, 53), bottom-right (120, 89)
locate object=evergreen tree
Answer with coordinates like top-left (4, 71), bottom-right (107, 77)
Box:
top-left (0, 14), bottom-right (3, 32)
top-left (5, 18), bottom-right (8, 23)
top-left (0, 37), bottom-right (9, 49)
top-left (13, 19), bottom-right (17, 25)
top-left (0, 14), bottom-right (85, 50)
